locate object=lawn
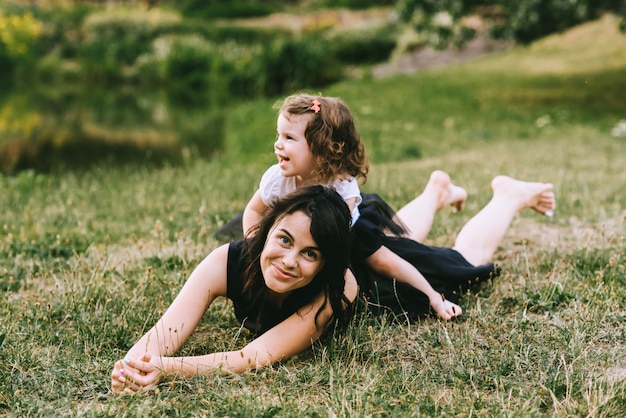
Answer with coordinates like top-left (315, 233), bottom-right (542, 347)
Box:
top-left (1, 14), bottom-right (625, 417)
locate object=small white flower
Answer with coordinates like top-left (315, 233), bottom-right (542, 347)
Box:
top-left (432, 11), bottom-right (453, 27)
top-left (610, 120), bottom-right (626, 137)
top-left (535, 115), bottom-right (551, 128)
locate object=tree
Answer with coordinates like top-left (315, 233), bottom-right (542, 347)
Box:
top-left (396, 0), bottom-right (626, 48)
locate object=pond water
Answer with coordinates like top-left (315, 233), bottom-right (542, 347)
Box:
top-left (0, 85), bottom-right (227, 174)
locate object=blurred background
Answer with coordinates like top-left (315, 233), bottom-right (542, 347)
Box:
top-left (0, 0), bottom-right (624, 174)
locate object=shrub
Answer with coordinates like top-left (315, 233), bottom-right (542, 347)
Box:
top-left (136, 32), bottom-right (345, 98)
top-left (398, 0), bottom-right (626, 47)
top-left (329, 24), bottom-right (398, 64)
top-left (177, 0), bottom-right (279, 19)
top-left (0, 11), bottom-right (45, 76)
top-left (136, 34), bottom-right (222, 94)
top-left (316, 0), bottom-right (396, 10)
top-left (79, 8), bottom-right (182, 81)
top-left (257, 36), bottom-right (344, 96)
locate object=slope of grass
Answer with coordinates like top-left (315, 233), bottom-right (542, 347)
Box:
top-left (1, 15), bottom-right (625, 417)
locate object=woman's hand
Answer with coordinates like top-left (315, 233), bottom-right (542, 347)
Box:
top-left (111, 353), bottom-right (162, 394)
top-left (430, 296), bottom-right (462, 320)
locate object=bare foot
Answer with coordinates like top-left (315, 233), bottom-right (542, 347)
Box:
top-left (426, 170), bottom-right (468, 212)
top-left (491, 175), bottom-right (556, 216)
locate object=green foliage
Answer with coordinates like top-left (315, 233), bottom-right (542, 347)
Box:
top-left (136, 34), bottom-right (217, 91)
top-left (255, 36), bottom-right (344, 96)
top-left (397, 0), bottom-right (626, 46)
top-left (494, 0), bottom-right (626, 44)
top-left (0, 11), bottom-right (45, 76)
top-left (0, 3), bottom-right (396, 96)
top-left (175, 0), bottom-right (281, 19)
top-left (78, 8), bottom-right (182, 81)
top-left (315, 0), bottom-right (396, 10)
top-left (134, 31), bottom-right (343, 98)
top-left (329, 23), bottom-right (398, 64)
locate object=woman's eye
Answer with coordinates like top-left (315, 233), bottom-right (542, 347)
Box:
top-left (279, 236), bottom-right (290, 245)
top-left (303, 250), bottom-right (318, 260)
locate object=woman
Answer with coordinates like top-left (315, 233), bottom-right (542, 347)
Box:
top-left (111, 185), bottom-right (358, 394)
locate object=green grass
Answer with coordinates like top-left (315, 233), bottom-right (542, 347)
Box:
top-left (2, 15), bottom-right (626, 416)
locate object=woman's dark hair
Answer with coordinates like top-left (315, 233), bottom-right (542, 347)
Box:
top-left (241, 185), bottom-right (353, 333)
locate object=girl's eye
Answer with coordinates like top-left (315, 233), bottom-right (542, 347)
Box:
top-left (279, 236), bottom-right (291, 245)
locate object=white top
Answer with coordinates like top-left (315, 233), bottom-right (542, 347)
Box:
top-left (259, 164), bottom-right (362, 225)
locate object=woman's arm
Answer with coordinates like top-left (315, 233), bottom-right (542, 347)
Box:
top-left (112, 265), bottom-right (359, 393)
top-left (242, 190), bottom-right (268, 236)
top-left (126, 244), bottom-right (229, 358)
top-left (111, 244), bottom-right (230, 393)
top-left (367, 246), bottom-right (461, 320)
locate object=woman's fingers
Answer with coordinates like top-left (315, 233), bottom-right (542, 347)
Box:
top-left (124, 354), bottom-right (155, 374)
top-left (111, 356), bottom-right (160, 394)
top-left (111, 360), bottom-right (130, 394)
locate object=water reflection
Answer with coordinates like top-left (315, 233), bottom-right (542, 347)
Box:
top-left (0, 86), bottom-right (225, 174)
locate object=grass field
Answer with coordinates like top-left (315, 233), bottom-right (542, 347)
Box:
top-left (1, 15), bottom-right (625, 416)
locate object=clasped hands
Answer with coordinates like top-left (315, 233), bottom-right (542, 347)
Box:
top-left (111, 353), bottom-right (162, 394)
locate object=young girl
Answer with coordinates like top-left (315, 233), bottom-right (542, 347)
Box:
top-left (243, 93), bottom-right (556, 321)
top-left (111, 185), bottom-right (358, 394)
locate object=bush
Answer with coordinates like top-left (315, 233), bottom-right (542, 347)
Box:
top-left (494, 0), bottom-right (626, 44)
top-left (0, 11), bottom-right (45, 77)
top-left (79, 8), bottom-right (182, 81)
top-left (177, 0), bottom-right (279, 19)
top-left (398, 0), bottom-right (626, 46)
top-left (315, 0), bottom-right (396, 10)
top-left (136, 34), bottom-right (236, 97)
top-left (329, 24), bottom-right (398, 64)
top-left (256, 36), bottom-right (344, 96)
top-left (34, 4), bottom-right (94, 60)
top-left (136, 32), bottom-right (345, 99)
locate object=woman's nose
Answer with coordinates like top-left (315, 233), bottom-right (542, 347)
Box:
top-left (282, 250), bottom-right (297, 267)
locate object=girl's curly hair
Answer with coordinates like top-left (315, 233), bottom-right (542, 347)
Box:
top-left (276, 93), bottom-right (369, 185)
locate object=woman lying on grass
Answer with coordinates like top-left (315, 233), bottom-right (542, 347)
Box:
top-left (111, 185), bottom-right (358, 394)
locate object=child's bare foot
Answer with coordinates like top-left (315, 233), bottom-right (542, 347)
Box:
top-left (491, 175), bottom-right (556, 216)
top-left (426, 170), bottom-right (468, 212)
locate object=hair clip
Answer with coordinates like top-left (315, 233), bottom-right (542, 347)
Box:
top-left (310, 99), bottom-right (321, 114)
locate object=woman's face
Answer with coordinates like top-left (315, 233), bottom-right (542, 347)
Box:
top-left (274, 112), bottom-right (316, 184)
top-left (261, 211), bottom-right (325, 294)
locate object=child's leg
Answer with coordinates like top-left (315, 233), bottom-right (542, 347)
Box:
top-left (453, 176), bottom-right (556, 266)
top-left (394, 170), bottom-right (467, 242)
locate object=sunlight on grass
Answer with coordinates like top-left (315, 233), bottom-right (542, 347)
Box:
top-left (2, 12), bottom-right (626, 417)
top-left (474, 14), bottom-right (626, 75)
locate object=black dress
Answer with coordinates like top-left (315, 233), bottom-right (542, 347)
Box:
top-left (351, 195), bottom-right (500, 320)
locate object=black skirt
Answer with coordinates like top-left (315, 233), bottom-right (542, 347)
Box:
top-left (351, 196), bottom-right (500, 320)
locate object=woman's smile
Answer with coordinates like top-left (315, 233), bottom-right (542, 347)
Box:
top-left (271, 263), bottom-right (296, 280)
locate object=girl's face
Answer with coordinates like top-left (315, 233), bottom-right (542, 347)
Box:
top-left (274, 112), bottom-right (316, 184)
top-left (261, 211), bottom-right (325, 294)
